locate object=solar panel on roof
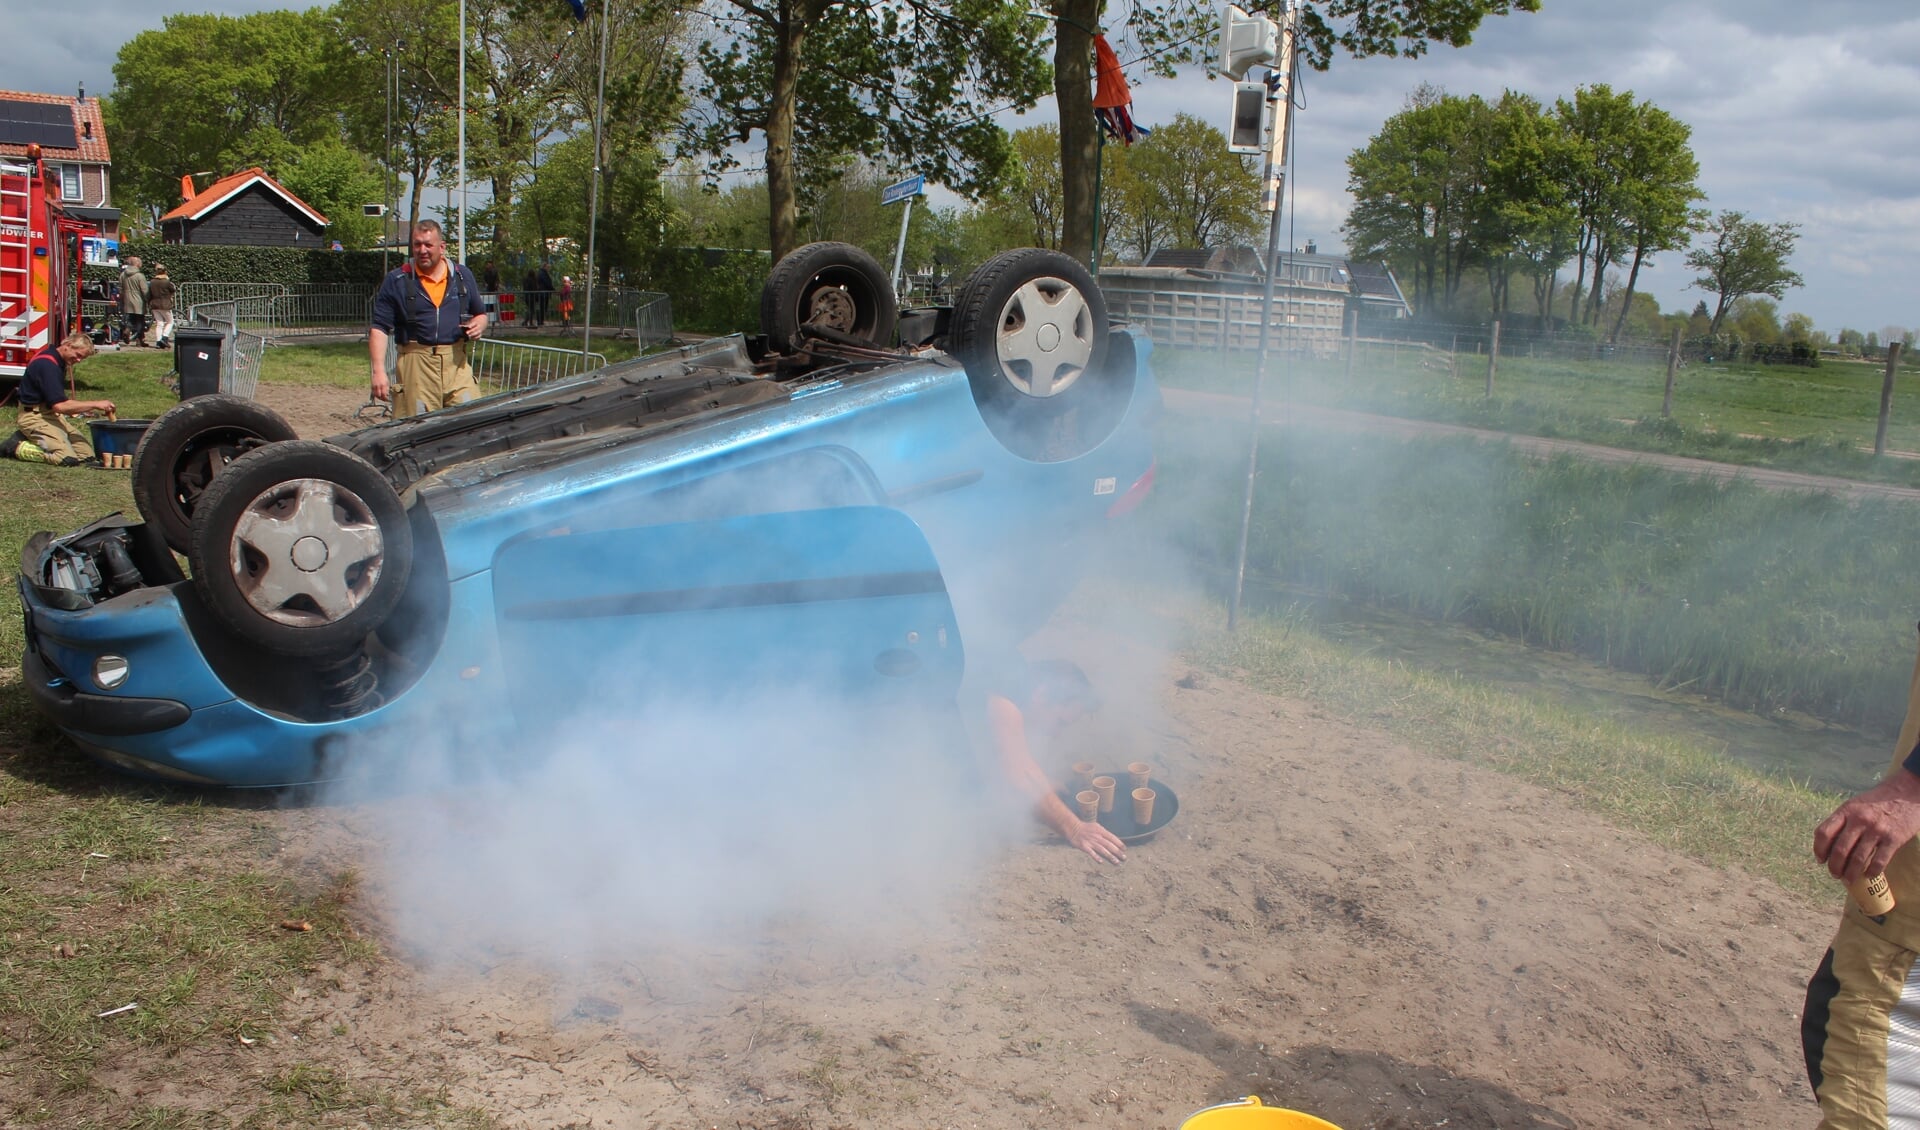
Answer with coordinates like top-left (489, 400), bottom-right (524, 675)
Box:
top-left (0, 100), bottom-right (77, 148)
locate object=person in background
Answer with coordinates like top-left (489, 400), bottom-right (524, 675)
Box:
top-left (367, 220), bottom-right (488, 418)
top-left (985, 658), bottom-right (1128, 864)
top-left (522, 266), bottom-right (540, 327)
top-left (558, 276), bottom-right (574, 330)
top-left (118, 256), bottom-right (148, 347)
top-left (2, 333), bottom-right (113, 465)
top-left (483, 261), bottom-right (500, 292)
top-left (535, 262), bottom-right (554, 329)
top-left (1805, 629), bottom-right (1920, 1126)
top-left (145, 264), bottom-right (177, 349)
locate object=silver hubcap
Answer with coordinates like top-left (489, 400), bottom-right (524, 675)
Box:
top-left (229, 478), bottom-right (386, 626)
top-left (994, 277), bottom-right (1095, 397)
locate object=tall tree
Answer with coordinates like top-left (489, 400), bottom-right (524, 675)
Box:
top-left (332, 0), bottom-right (461, 234)
top-left (1103, 112), bottom-right (1260, 262)
top-left (1685, 210), bottom-right (1803, 334)
top-left (106, 9), bottom-right (342, 222)
top-left (689, 0), bottom-right (1050, 262)
top-left (1055, 0), bottom-right (1543, 265)
top-left (1342, 86), bottom-right (1484, 315)
top-left (1596, 94), bottom-right (1700, 342)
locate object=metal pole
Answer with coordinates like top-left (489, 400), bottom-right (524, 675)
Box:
top-left (582, 0), bottom-right (610, 355)
top-left (1227, 4), bottom-right (1297, 633)
top-left (383, 48), bottom-right (392, 275)
top-left (889, 195), bottom-right (914, 298)
top-left (457, 0), bottom-right (467, 267)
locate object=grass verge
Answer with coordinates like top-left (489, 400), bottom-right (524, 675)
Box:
top-left (1134, 585), bottom-right (1844, 903)
top-left (1153, 346), bottom-right (1920, 487)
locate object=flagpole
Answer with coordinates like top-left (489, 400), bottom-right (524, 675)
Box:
top-left (457, 0), bottom-right (467, 267)
top-left (582, 0), bottom-right (609, 355)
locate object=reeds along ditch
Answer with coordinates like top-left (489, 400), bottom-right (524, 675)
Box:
top-left (1147, 418), bottom-right (1920, 738)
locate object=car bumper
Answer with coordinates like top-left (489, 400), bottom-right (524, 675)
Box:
top-left (19, 573), bottom-right (515, 788)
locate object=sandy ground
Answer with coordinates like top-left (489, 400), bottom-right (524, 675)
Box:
top-left (165, 603), bottom-right (1827, 1130)
top-left (141, 382), bottom-right (1836, 1128)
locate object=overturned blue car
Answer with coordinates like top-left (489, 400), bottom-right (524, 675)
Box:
top-left (18, 245), bottom-right (1158, 787)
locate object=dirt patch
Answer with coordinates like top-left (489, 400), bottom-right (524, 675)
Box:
top-left (217, 610), bottom-right (1830, 1129)
top-left (253, 382), bottom-right (384, 441)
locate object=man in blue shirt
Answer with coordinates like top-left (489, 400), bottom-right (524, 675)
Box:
top-left (367, 221), bottom-right (488, 417)
top-left (4, 332), bottom-right (114, 466)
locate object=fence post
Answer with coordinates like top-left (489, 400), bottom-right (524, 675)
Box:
top-left (1449, 333), bottom-right (1458, 380)
top-left (1662, 326), bottom-right (1682, 419)
top-left (1485, 320), bottom-right (1501, 398)
top-left (1877, 341), bottom-right (1904, 456)
top-left (1344, 307), bottom-right (1358, 380)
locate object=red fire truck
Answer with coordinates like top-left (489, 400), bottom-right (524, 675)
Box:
top-left (1, 144), bottom-right (98, 378)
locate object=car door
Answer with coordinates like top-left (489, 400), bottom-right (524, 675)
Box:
top-left (491, 495), bottom-right (964, 728)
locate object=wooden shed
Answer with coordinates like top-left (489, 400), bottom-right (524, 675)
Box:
top-left (160, 167), bottom-right (328, 247)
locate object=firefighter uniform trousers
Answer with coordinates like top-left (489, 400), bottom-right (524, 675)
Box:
top-left (1806, 631), bottom-right (1920, 1127)
top-left (395, 342), bottom-right (478, 418)
top-left (17, 406), bottom-right (94, 462)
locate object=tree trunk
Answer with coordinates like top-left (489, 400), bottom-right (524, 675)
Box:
top-left (1054, 1), bottom-right (1098, 265)
top-left (1608, 245), bottom-right (1647, 343)
top-left (764, 2), bottom-right (809, 263)
top-left (1709, 293), bottom-right (1732, 335)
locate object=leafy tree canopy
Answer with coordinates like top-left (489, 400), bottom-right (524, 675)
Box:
top-left (1685, 209), bottom-right (1803, 335)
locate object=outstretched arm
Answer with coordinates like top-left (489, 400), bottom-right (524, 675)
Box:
top-left (988, 694), bottom-right (1125, 863)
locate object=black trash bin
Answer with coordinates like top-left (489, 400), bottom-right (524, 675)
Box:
top-left (173, 326), bottom-right (226, 400)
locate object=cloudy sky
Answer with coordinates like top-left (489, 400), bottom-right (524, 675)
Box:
top-left (20, 1), bottom-right (1919, 334)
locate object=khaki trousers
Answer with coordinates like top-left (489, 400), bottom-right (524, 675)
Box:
top-left (17, 407), bottom-right (93, 461)
top-left (395, 342), bottom-right (478, 418)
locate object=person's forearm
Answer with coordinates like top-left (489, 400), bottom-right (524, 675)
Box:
top-left (369, 326), bottom-right (390, 370)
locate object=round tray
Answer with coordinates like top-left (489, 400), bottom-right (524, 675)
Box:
top-left (1056, 775), bottom-right (1179, 843)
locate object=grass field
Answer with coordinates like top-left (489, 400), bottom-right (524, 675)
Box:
top-left (1153, 345), bottom-right (1920, 486)
top-left (1144, 416), bottom-right (1920, 742)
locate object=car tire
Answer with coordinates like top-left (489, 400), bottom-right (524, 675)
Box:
top-left (760, 241), bottom-right (898, 351)
top-left (948, 248), bottom-right (1124, 462)
top-left (189, 441), bottom-right (413, 658)
top-left (134, 394), bottom-right (299, 554)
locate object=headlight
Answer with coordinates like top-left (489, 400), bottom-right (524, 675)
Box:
top-left (93, 654), bottom-right (130, 690)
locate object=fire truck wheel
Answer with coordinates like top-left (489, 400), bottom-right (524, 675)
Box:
top-left (133, 395), bottom-right (299, 554)
top-left (760, 242), bottom-right (898, 351)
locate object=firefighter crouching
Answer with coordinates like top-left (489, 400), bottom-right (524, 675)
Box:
top-left (368, 220), bottom-right (488, 418)
top-left (3, 333), bottom-right (114, 466)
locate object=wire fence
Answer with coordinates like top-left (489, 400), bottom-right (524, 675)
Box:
top-left (467, 338), bottom-right (607, 394)
top-left (183, 297), bottom-right (268, 400)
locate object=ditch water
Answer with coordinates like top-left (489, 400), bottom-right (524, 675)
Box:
top-left (1230, 576), bottom-right (1890, 795)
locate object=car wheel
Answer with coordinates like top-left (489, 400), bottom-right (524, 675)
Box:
top-left (133, 394), bottom-right (299, 554)
top-left (189, 441), bottom-right (413, 658)
top-left (949, 248), bottom-right (1125, 462)
top-left (760, 241), bottom-right (898, 351)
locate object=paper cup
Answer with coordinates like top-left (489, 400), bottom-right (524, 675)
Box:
top-left (1092, 776), bottom-right (1117, 814)
top-left (1075, 789), bottom-right (1100, 822)
top-left (1132, 787), bottom-right (1156, 826)
top-left (1071, 761), bottom-right (1097, 792)
top-left (1849, 872), bottom-right (1896, 916)
top-left (1128, 762), bottom-right (1153, 790)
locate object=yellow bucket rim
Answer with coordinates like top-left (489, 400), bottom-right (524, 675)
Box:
top-left (1178, 1095), bottom-right (1344, 1130)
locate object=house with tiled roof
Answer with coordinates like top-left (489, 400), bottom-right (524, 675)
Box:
top-left (0, 86), bottom-right (118, 243)
top-left (160, 167), bottom-right (329, 247)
